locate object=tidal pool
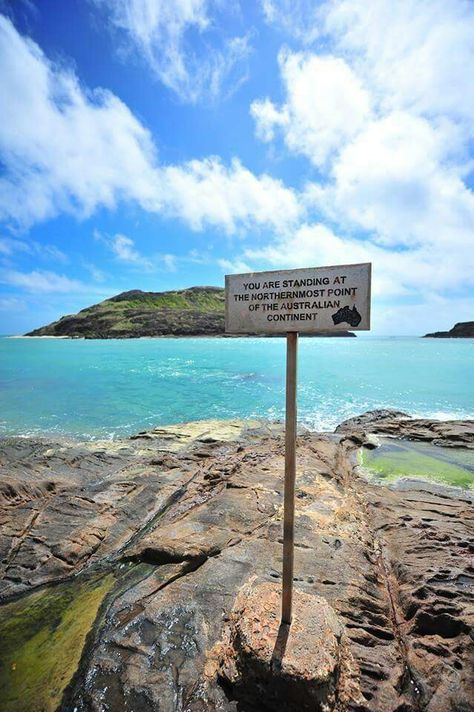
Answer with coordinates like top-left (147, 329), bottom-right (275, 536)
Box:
top-left (361, 439), bottom-right (474, 490)
top-left (0, 573), bottom-right (115, 712)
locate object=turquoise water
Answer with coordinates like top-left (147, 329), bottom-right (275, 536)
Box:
top-left (0, 336), bottom-right (473, 439)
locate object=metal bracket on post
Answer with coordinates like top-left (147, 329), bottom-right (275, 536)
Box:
top-left (281, 331), bottom-right (298, 625)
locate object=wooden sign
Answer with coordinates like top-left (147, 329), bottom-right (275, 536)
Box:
top-left (225, 263), bottom-right (371, 334)
top-left (225, 263), bottom-right (372, 626)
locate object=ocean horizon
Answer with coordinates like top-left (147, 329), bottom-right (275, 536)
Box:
top-left (1, 335), bottom-right (473, 440)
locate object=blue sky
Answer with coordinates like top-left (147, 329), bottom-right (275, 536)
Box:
top-left (0, 0), bottom-right (473, 335)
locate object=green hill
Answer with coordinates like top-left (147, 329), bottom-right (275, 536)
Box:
top-left (26, 287), bottom-right (226, 338)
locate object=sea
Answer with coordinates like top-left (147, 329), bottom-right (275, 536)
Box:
top-left (0, 336), bottom-right (473, 440)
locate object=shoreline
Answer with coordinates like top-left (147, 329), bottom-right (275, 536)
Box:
top-left (6, 332), bottom-right (358, 339)
top-left (1, 411), bottom-right (474, 444)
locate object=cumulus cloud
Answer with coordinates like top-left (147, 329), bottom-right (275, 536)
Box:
top-left (92, 0), bottom-right (252, 103)
top-left (0, 15), bottom-right (299, 235)
top-left (312, 113), bottom-right (474, 252)
top-left (250, 0), bottom-right (474, 305)
top-left (325, 0), bottom-right (474, 122)
top-left (251, 50), bottom-right (371, 166)
top-left (0, 14), bottom-right (158, 226)
top-left (158, 157), bottom-right (302, 232)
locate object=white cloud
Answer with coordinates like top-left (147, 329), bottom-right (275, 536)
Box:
top-left (111, 233), bottom-right (153, 269)
top-left (92, 0), bottom-right (252, 103)
top-left (0, 236), bottom-right (67, 262)
top-left (218, 257), bottom-right (252, 274)
top-left (83, 262), bottom-right (106, 282)
top-left (157, 157), bottom-right (303, 232)
top-left (0, 14), bottom-right (158, 227)
top-left (373, 294), bottom-right (474, 336)
top-left (310, 112), bottom-right (474, 252)
top-left (94, 230), bottom-right (155, 270)
top-left (324, 0), bottom-right (474, 123)
top-left (251, 50), bottom-right (371, 166)
top-left (94, 230), bottom-right (180, 273)
top-left (261, 0), bottom-right (322, 44)
top-left (162, 254), bottom-right (177, 271)
top-left (0, 269), bottom-right (90, 293)
top-left (0, 237), bottom-right (29, 257)
top-left (0, 15), bottom-right (299, 235)
top-left (250, 0), bottom-right (474, 308)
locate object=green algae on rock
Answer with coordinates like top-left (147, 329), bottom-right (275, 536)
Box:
top-left (0, 573), bottom-right (114, 712)
top-left (361, 439), bottom-right (474, 489)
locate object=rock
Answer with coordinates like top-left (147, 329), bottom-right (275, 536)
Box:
top-left (424, 321), bottom-right (474, 338)
top-left (361, 434), bottom-right (380, 450)
top-left (1, 414), bottom-right (473, 711)
top-left (336, 409), bottom-right (474, 448)
top-left (211, 581), bottom-right (362, 711)
top-left (336, 409), bottom-right (410, 433)
top-left (0, 420), bottom-right (276, 599)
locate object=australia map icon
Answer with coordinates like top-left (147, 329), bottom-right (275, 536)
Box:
top-left (332, 305), bottom-right (362, 327)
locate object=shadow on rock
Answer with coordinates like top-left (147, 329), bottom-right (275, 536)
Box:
top-left (208, 580), bottom-right (363, 711)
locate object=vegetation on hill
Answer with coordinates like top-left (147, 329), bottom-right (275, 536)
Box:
top-left (26, 287), bottom-right (226, 338)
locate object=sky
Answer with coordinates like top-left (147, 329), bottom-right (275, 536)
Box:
top-left (0, 0), bottom-right (473, 335)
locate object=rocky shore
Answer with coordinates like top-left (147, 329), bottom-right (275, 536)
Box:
top-left (0, 412), bottom-right (473, 711)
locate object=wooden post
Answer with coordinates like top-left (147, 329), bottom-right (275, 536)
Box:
top-left (281, 331), bottom-right (298, 625)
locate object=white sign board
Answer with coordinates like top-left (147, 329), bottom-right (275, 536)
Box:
top-left (225, 263), bottom-right (371, 334)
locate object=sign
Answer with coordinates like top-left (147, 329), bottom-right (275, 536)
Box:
top-left (225, 263), bottom-right (371, 334)
top-left (224, 262), bottom-right (372, 627)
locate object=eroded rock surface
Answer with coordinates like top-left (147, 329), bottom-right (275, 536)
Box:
top-left (337, 409), bottom-right (474, 448)
top-left (0, 414), bottom-right (473, 712)
top-left (0, 420), bottom-right (278, 599)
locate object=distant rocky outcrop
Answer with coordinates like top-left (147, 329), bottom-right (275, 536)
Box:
top-left (25, 287), bottom-right (356, 338)
top-left (424, 321), bottom-right (474, 338)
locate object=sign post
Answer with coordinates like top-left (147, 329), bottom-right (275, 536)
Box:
top-left (282, 331), bottom-right (297, 624)
top-left (225, 263), bottom-right (371, 625)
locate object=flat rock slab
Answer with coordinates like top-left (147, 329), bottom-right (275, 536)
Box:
top-left (212, 581), bottom-right (361, 711)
